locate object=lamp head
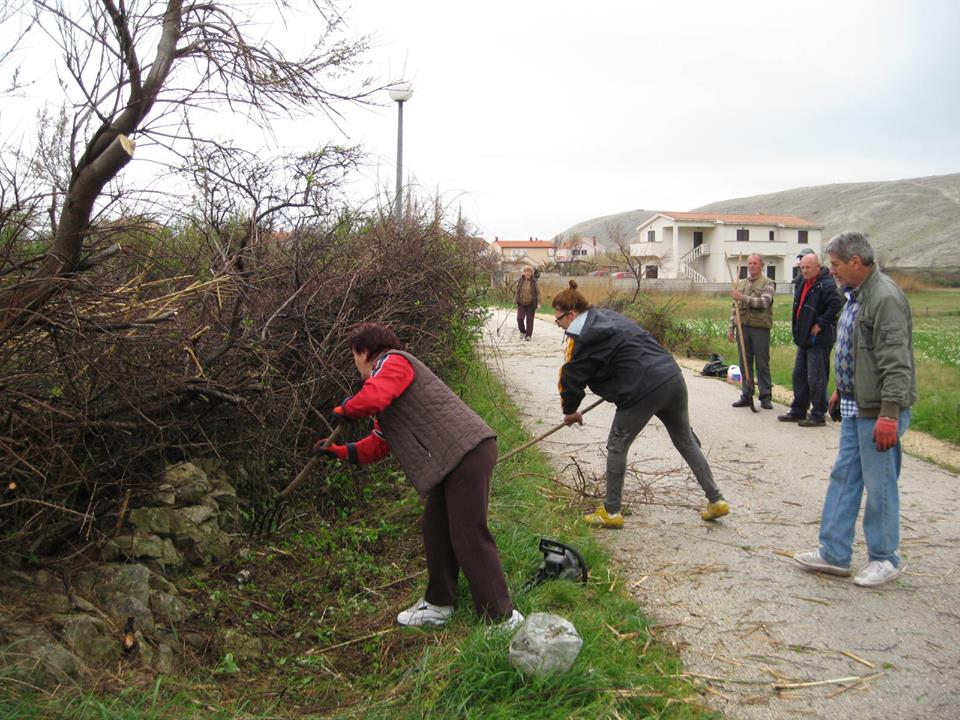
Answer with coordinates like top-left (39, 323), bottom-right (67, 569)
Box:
top-left (388, 81), bottom-right (414, 102)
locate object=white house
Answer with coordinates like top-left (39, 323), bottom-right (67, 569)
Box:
top-left (629, 212), bottom-right (822, 285)
top-left (491, 239), bottom-right (556, 269)
top-left (555, 235), bottom-right (602, 263)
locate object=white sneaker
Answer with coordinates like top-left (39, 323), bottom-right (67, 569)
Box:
top-left (853, 560), bottom-right (901, 587)
top-left (396, 598), bottom-right (453, 627)
top-left (792, 549), bottom-right (851, 576)
top-left (496, 609), bottom-right (524, 632)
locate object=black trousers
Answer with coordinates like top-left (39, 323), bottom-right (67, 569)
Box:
top-left (790, 344), bottom-right (831, 420)
top-left (422, 438), bottom-right (513, 620)
top-left (736, 326), bottom-right (772, 400)
top-left (516, 304), bottom-right (536, 338)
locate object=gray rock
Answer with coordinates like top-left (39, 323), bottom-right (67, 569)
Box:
top-left (217, 628), bottom-right (262, 659)
top-left (149, 590), bottom-right (189, 624)
top-left (179, 505), bottom-right (216, 525)
top-left (34, 643), bottom-right (84, 683)
top-left (162, 462), bottom-right (211, 504)
top-left (107, 595), bottom-right (156, 634)
top-left (508, 612), bottom-right (583, 676)
top-left (154, 643), bottom-right (175, 674)
top-left (103, 564), bottom-right (152, 604)
top-left (61, 614), bottom-right (121, 663)
top-left (147, 572), bottom-right (176, 594)
top-left (128, 507), bottom-right (175, 536)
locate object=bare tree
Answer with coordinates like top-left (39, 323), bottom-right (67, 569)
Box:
top-left (608, 221), bottom-right (644, 301)
top-left (0, 0), bottom-right (376, 332)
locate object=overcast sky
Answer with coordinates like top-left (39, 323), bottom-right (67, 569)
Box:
top-left (334, 0), bottom-right (960, 240)
top-left (2, 1), bottom-right (958, 241)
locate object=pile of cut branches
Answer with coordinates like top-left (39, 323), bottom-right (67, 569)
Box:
top-left (0, 209), bottom-right (489, 561)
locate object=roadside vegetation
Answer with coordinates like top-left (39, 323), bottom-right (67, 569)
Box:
top-left (1, 317), bottom-right (714, 719)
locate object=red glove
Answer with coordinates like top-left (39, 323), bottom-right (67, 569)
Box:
top-left (872, 416), bottom-right (898, 452)
top-left (312, 438), bottom-right (348, 460)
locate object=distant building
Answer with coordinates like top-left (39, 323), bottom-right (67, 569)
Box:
top-left (555, 235), bottom-right (602, 264)
top-left (630, 212), bottom-right (822, 283)
top-left (491, 238), bottom-right (556, 269)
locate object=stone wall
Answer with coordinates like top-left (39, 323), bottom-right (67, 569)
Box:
top-left (0, 461), bottom-right (239, 688)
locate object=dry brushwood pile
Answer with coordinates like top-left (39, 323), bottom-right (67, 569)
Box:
top-left (0, 213), bottom-right (491, 563)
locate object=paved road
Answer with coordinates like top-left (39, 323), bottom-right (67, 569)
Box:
top-left (482, 308), bottom-right (960, 720)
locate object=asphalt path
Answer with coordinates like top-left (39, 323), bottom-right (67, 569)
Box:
top-left (482, 308), bottom-right (960, 720)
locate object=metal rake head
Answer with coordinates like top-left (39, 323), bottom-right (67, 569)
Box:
top-left (248, 497), bottom-right (287, 538)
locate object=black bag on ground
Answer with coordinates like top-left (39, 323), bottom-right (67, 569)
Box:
top-left (701, 353), bottom-right (728, 378)
top-left (519, 538), bottom-right (589, 593)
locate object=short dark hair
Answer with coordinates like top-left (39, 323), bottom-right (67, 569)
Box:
top-left (346, 322), bottom-right (404, 360)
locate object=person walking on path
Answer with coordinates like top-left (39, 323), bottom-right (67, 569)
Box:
top-left (793, 231), bottom-right (917, 588)
top-left (728, 254), bottom-right (775, 409)
top-left (313, 322), bottom-right (522, 628)
top-left (778, 250), bottom-right (843, 427)
top-left (514, 266), bottom-right (541, 340)
top-left (551, 280), bottom-right (729, 528)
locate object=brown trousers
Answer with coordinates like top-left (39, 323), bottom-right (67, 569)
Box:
top-left (422, 437), bottom-right (513, 620)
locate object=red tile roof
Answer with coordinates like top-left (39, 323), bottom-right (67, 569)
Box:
top-left (656, 211), bottom-right (821, 228)
top-left (492, 240), bottom-right (555, 249)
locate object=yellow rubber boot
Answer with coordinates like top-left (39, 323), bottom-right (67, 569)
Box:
top-left (701, 499), bottom-right (730, 521)
top-left (583, 506), bottom-right (624, 529)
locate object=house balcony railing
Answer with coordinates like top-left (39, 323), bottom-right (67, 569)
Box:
top-left (628, 241), bottom-right (669, 259)
top-left (721, 240), bottom-right (792, 259)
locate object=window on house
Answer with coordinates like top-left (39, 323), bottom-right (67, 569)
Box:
top-left (645, 265), bottom-right (658, 279)
top-left (737, 228), bottom-right (750, 242)
top-left (693, 231), bottom-right (703, 248)
top-left (647, 230), bottom-right (655, 242)
top-left (798, 230), bottom-right (808, 243)
top-left (792, 265), bottom-right (801, 280)
top-left (767, 265), bottom-right (776, 280)
top-left (739, 266), bottom-right (748, 279)
top-left (769, 230), bottom-right (775, 241)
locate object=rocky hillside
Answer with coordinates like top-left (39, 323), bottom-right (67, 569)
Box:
top-left (554, 209), bottom-right (656, 249)
top-left (556, 173), bottom-right (960, 269)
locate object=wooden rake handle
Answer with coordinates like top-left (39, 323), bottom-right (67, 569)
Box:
top-left (725, 255), bottom-right (755, 388)
top-left (280, 425), bottom-right (344, 499)
top-left (496, 398), bottom-right (605, 465)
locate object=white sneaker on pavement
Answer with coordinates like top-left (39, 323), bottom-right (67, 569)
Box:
top-left (396, 598), bottom-right (454, 627)
top-left (853, 560), bottom-right (901, 587)
top-left (792, 549), bottom-right (852, 577)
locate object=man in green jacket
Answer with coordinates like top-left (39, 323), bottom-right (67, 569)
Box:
top-left (728, 253), bottom-right (776, 409)
top-left (793, 231), bottom-right (917, 588)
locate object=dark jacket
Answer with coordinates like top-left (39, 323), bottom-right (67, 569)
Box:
top-left (378, 351), bottom-right (495, 498)
top-left (791, 267), bottom-right (842, 348)
top-left (558, 307), bottom-right (679, 414)
top-left (514, 276), bottom-right (540, 307)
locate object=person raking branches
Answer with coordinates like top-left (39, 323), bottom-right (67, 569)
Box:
top-left (552, 281), bottom-right (730, 527)
top-left (313, 322), bottom-right (523, 629)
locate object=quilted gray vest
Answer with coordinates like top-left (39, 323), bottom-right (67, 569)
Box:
top-left (378, 351), bottom-right (496, 497)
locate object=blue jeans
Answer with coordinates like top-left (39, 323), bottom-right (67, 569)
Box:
top-left (818, 409), bottom-right (910, 568)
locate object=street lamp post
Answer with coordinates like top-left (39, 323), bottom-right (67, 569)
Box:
top-left (388, 81), bottom-right (413, 223)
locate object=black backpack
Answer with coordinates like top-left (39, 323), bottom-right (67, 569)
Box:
top-left (701, 353), bottom-right (728, 378)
